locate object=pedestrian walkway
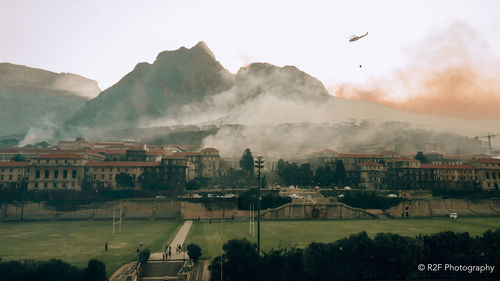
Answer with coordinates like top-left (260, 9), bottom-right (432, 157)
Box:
top-left (149, 220), bottom-right (193, 261)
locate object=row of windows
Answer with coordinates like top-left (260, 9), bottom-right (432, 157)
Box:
top-left (485, 172), bottom-right (500, 180)
top-left (33, 182), bottom-right (76, 189)
top-left (36, 159), bottom-right (78, 164)
top-left (0, 174), bottom-right (21, 181)
top-left (35, 169), bottom-right (77, 179)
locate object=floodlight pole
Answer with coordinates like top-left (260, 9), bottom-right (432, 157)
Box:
top-left (254, 155), bottom-right (264, 254)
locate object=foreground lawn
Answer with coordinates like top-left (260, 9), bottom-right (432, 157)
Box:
top-left (0, 220), bottom-right (182, 275)
top-left (185, 217), bottom-right (500, 259)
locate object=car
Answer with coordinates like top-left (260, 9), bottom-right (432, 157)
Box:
top-left (387, 194), bottom-right (398, 198)
top-left (155, 195), bottom-right (166, 199)
top-left (192, 194), bottom-right (202, 198)
top-left (344, 186), bottom-right (352, 190)
top-left (449, 213), bottom-right (458, 219)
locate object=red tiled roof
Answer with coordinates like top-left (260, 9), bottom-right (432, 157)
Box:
top-left (86, 161), bottom-right (160, 167)
top-left (96, 149), bottom-right (127, 154)
top-left (163, 155), bottom-right (187, 160)
top-left (421, 164), bottom-right (475, 169)
top-left (201, 148), bottom-right (219, 152)
top-left (33, 153), bottom-right (84, 159)
top-left (166, 152), bottom-right (201, 156)
top-left (387, 157), bottom-right (418, 162)
top-left (127, 147), bottom-right (145, 151)
top-left (473, 158), bottom-right (500, 163)
top-left (0, 161), bottom-right (31, 167)
top-left (381, 151), bottom-right (398, 154)
top-left (337, 153), bottom-right (383, 158)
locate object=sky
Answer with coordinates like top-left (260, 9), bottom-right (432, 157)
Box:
top-left (1, 0), bottom-right (500, 104)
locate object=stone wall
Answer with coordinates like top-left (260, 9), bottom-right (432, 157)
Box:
top-left (260, 203), bottom-right (375, 220)
top-left (385, 198), bottom-right (500, 218)
top-left (0, 199), bottom-right (238, 221)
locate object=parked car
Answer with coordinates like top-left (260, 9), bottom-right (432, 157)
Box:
top-left (449, 212), bottom-right (458, 219)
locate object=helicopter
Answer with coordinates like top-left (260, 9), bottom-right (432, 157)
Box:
top-left (349, 32), bottom-right (368, 42)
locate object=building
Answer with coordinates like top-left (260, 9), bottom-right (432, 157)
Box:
top-left (0, 161), bottom-right (30, 189)
top-left (468, 158), bottom-right (500, 190)
top-left (85, 161), bottom-right (160, 189)
top-left (28, 153), bottom-right (88, 190)
top-left (200, 148), bottom-right (220, 178)
top-left (359, 162), bottom-right (386, 189)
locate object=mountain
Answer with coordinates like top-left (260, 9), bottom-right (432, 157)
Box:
top-left (10, 41), bottom-right (496, 156)
top-left (0, 63), bottom-right (100, 136)
top-left (65, 41), bottom-right (233, 130)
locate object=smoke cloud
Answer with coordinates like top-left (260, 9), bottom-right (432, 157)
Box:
top-left (333, 22), bottom-right (500, 120)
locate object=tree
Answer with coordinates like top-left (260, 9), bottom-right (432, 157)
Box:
top-left (239, 148), bottom-right (254, 176)
top-left (138, 248), bottom-right (151, 266)
top-left (297, 163), bottom-right (313, 187)
top-left (333, 160), bottom-right (347, 186)
top-left (414, 151), bottom-right (428, 164)
top-left (115, 173), bottom-right (135, 188)
top-left (13, 154), bottom-right (25, 161)
top-left (83, 259), bottom-right (106, 281)
top-left (261, 175), bottom-right (267, 188)
top-left (187, 243), bottom-right (202, 262)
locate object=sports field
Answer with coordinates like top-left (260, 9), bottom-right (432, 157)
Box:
top-left (185, 217), bottom-right (500, 259)
top-left (0, 220), bottom-right (182, 275)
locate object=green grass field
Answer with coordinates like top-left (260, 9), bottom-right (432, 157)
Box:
top-left (0, 220), bottom-right (182, 275)
top-left (185, 217), bottom-right (500, 259)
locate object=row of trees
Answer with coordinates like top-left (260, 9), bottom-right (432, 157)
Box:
top-left (0, 258), bottom-right (107, 281)
top-left (237, 189), bottom-right (291, 210)
top-left (209, 229), bottom-right (500, 281)
top-left (277, 159), bottom-right (348, 187)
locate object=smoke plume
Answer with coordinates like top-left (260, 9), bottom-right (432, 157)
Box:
top-left (333, 22), bottom-right (500, 120)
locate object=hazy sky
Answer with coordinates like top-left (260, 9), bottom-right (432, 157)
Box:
top-left (1, 0), bottom-right (499, 96)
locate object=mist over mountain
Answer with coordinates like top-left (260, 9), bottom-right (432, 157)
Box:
top-left (5, 42), bottom-right (498, 156)
top-left (0, 63), bottom-right (100, 136)
top-left (65, 41), bottom-right (233, 130)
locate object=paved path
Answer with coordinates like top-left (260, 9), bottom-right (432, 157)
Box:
top-left (149, 220), bottom-right (193, 261)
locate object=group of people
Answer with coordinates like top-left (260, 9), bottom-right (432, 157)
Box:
top-left (162, 244), bottom-right (183, 261)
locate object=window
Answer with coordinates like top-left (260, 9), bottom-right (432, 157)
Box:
top-left (102, 168), bottom-right (104, 172)
top-left (56, 160), bottom-right (59, 164)
top-left (62, 183), bottom-right (66, 188)
top-left (54, 170), bottom-right (59, 179)
top-left (71, 182), bottom-right (75, 187)
top-left (101, 175), bottom-right (104, 180)
top-left (44, 183), bottom-right (48, 188)
top-left (0, 175), bottom-right (3, 180)
top-left (9, 168), bottom-right (13, 173)
top-left (53, 183), bottom-right (57, 188)
top-left (45, 170), bottom-right (49, 178)
top-left (486, 172), bottom-right (490, 179)
top-left (63, 170), bottom-right (68, 178)
top-left (34, 183), bottom-right (38, 188)
top-left (9, 175), bottom-right (12, 180)
top-left (72, 170), bottom-right (77, 178)
top-left (64, 160), bottom-right (67, 164)
top-left (493, 173), bottom-right (497, 180)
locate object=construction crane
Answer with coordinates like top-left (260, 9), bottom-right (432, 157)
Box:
top-left (475, 133), bottom-right (496, 153)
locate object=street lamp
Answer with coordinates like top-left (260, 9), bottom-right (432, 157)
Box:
top-left (254, 155), bottom-right (264, 254)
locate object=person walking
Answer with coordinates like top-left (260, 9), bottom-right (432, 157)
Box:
top-left (105, 242), bottom-right (108, 251)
